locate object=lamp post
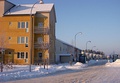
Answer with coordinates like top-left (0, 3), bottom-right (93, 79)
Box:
top-left (86, 41), bottom-right (91, 51)
top-left (85, 41), bottom-right (91, 61)
top-left (74, 32), bottom-right (82, 48)
top-left (74, 32), bottom-right (82, 62)
top-left (29, 0), bottom-right (41, 72)
top-left (92, 46), bottom-right (96, 50)
top-left (91, 46), bottom-right (96, 59)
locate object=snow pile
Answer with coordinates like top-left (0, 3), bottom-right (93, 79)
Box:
top-left (106, 59), bottom-right (120, 67)
top-left (0, 63), bottom-right (86, 82)
top-left (74, 62), bottom-right (83, 66)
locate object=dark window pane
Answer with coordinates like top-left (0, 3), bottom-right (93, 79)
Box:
top-left (21, 22), bottom-right (25, 28)
top-left (17, 52), bottom-right (20, 58)
top-left (18, 22), bottom-right (20, 28)
top-left (26, 52), bottom-right (28, 58)
top-left (21, 52), bottom-right (24, 58)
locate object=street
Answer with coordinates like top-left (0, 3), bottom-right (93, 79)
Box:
top-left (4, 60), bottom-right (120, 83)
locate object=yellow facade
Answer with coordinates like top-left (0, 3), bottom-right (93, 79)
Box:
top-left (0, 10), bottom-right (56, 64)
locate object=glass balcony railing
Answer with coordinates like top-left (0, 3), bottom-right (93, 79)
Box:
top-left (34, 42), bottom-right (49, 50)
top-left (34, 27), bottom-right (49, 34)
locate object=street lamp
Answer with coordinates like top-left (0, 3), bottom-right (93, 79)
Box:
top-left (86, 41), bottom-right (91, 51)
top-left (74, 32), bottom-right (82, 62)
top-left (74, 32), bottom-right (82, 48)
top-left (92, 46), bottom-right (96, 50)
top-left (29, 0), bottom-right (41, 72)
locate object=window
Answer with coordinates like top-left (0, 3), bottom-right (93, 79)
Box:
top-left (17, 52), bottom-right (28, 59)
top-left (17, 52), bottom-right (21, 58)
top-left (26, 52), bottom-right (28, 58)
top-left (18, 22), bottom-right (20, 28)
top-left (26, 22), bottom-right (28, 28)
top-left (60, 47), bottom-right (61, 51)
top-left (25, 44), bottom-right (28, 47)
top-left (21, 22), bottom-right (25, 28)
top-left (21, 52), bottom-right (24, 58)
top-left (9, 52), bottom-right (11, 54)
top-left (18, 22), bottom-right (28, 28)
top-left (38, 22), bottom-right (43, 27)
top-left (26, 37), bottom-right (28, 44)
top-left (9, 22), bottom-right (12, 26)
top-left (17, 37), bottom-right (28, 44)
top-left (21, 37), bottom-right (24, 43)
top-left (37, 37), bottom-right (43, 43)
top-left (8, 37), bottom-right (12, 40)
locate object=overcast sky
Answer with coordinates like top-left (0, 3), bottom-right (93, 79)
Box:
top-left (8, 0), bottom-right (120, 55)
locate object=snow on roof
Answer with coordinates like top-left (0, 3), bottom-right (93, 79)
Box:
top-left (5, 4), bottom-right (54, 15)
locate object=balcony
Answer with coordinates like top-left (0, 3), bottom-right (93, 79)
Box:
top-left (34, 42), bottom-right (49, 50)
top-left (34, 27), bottom-right (49, 34)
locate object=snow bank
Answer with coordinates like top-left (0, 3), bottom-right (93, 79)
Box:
top-left (74, 62), bottom-right (83, 66)
top-left (0, 63), bottom-right (86, 82)
top-left (106, 59), bottom-right (120, 67)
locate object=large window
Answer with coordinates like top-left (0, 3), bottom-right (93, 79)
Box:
top-left (18, 22), bottom-right (28, 28)
top-left (17, 52), bottom-right (28, 59)
top-left (17, 37), bottom-right (28, 44)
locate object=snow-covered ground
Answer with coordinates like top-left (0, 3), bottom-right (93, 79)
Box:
top-left (106, 59), bottom-right (120, 67)
top-left (1, 59), bottom-right (120, 82)
top-left (0, 62), bottom-right (86, 82)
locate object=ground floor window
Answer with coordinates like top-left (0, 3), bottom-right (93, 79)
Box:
top-left (17, 52), bottom-right (28, 59)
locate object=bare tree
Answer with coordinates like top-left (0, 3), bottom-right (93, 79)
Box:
top-left (0, 30), bottom-right (8, 72)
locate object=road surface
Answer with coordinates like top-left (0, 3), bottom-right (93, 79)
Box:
top-left (4, 60), bottom-right (120, 83)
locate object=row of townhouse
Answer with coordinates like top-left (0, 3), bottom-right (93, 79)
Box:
top-left (0, 0), bottom-right (81, 65)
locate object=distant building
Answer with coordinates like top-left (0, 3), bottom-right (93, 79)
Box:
top-left (55, 39), bottom-right (81, 63)
top-left (0, 0), bottom-right (56, 64)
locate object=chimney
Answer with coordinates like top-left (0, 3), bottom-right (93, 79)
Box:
top-left (40, 0), bottom-right (44, 4)
top-left (0, 0), bottom-right (15, 17)
top-left (0, 0), bottom-right (5, 16)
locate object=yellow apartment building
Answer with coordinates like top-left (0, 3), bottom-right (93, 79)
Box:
top-left (0, 0), bottom-right (56, 65)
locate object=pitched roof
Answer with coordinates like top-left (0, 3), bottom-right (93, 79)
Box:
top-left (5, 4), bottom-right (54, 15)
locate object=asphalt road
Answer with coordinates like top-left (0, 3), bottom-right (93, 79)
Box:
top-left (5, 60), bottom-right (119, 83)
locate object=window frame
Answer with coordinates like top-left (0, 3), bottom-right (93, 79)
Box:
top-left (18, 22), bottom-right (28, 28)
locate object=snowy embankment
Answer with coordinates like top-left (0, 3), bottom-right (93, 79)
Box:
top-left (0, 62), bottom-right (86, 82)
top-left (106, 59), bottom-right (120, 67)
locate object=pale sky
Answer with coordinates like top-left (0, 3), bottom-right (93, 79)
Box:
top-left (8, 0), bottom-right (120, 55)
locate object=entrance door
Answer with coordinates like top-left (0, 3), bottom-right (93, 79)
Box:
top-left (38, 53), bottom-right (42, 62)
top-left (37, 37), bottom-right (43, 44)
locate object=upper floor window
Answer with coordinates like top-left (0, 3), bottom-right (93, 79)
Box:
top-left (37, 37), bottom-right (43, 43)
top-left (21, 22), bottom-right (25, 28)
top-left (38, 22), bottom-right (43, 27)
top-left (18, 22), bottom-right (28, 28)
top-left (17, 37), bottom-right (28, 44)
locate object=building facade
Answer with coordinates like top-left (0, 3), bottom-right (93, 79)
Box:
top-left (55, 39), bottom-right (81, 63)
top-left (0, 0), bottom-right (56, 64)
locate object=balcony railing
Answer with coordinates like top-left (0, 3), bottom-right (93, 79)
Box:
top-left (34, 42), bottom-right (49, 50)
top-left (34, 27), bottom-right (49, 34)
